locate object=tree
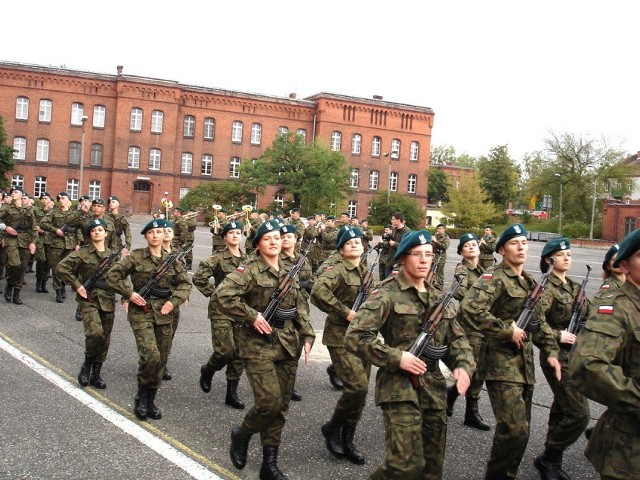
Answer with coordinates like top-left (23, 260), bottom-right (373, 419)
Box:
top-left (428, 168), bottom-right (449, 204)
top-left (367, 191), bottom-right (425, 229)
top-left (430, 145), bottom-right (477, 168)
top-left (239, 134), bottom-right (352, 215)
top-left (179, 180), bottom-right (252, 214)
top-left (442, 172), bottom-right (499, 228)
top-left (477, 145), bottom-right (520, 208)
top-left (0, 115), bottom-right (16, 190)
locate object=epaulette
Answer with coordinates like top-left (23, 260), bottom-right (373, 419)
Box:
top-left (597, 305), bottom-right (614, 314)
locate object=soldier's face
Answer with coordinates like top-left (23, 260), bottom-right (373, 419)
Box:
top-left (618, 251), bottom-right (640, 287)
top-left (550, 250), bottom-right (572, 273)
top-left (499, 237), bottom-right (528, 266)
top-left (401, 245), bottom-right (434, 281)
top-left (437, 226), bottom-right (445, 235)
top-left (257, 231), bottom-right (281, 258)
top-left (484, 228), bottom-right (491, 235)
top-left (340, 238), bottom-right (364, 260)
top-left (145, 227), bottom-right (165, 246)
top-left (92, 204), bottom-right (105, 215)
top-left (109, 199), bottom-right (119, 210)
top-left (225, 229), bottom-right (242, 247)
top-left (461, 240), bottom-right (479, 259)
top-left (90, 226), bottom-right (106, 242)
top-left (281, 233), bottom-right (297, 250)
top-left (164, 227), bottom-right (174, 242)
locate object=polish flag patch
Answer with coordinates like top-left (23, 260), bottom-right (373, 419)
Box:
top-left (600, 284), bottom-right (610, 291)
top-left (370, 288), bottom-right (380, 296)
top-left (597, 305), bottom-right (614, 314)
top-left (326, 265), bottom-right (335, 271)
top-left (235, 266), bottom-right (245, 273)
top-left (482, 273), bottom-right (493, 280)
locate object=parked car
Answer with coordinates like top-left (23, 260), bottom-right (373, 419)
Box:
top-left (505, 209), bottom-right (524, 216)
top-left (530, 210), bottom-right (549, 219)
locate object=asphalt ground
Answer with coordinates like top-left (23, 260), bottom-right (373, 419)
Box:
top-left (0, 216), bottom-right (608, 479)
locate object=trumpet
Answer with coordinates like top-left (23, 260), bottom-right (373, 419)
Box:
top-left (209, 204), bottom-right (222, 235)
top-left (242, 205), bottom-right (253, 234)
top-left (181, 210), bottom-right (200, 220)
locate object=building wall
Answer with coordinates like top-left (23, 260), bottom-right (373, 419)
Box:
top-left (601, 200), bottom-right (640, 242)
top-left (0, 62), bottom-right (434, 216)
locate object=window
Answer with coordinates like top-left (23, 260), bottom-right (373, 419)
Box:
top-left (351, 134), bottom-right (362, 154)
top-left (296, 129), bottom-right (307, 144)
top-left (12, 175), bottom-right (24, 189)
top-left (391, 139), bottom-right (401, 159)
top-left (410, 141), bottom-right (419, 162)
top-left (369, 170), bottom-right (379, 190)
top-left (151, 110), bottom-right (164, 134)
top-left (229, 157), bottom-right (240, 178)
top-left (348, 201), bottom-right (357, 219)
top-left (67, 179), bottom-right (79, 200)
top-left (251, 123), bottom-right (262, 145)
top-left (201, 155), bottom-right (212, 176)
top-left (130, 108), bottom-right (143, 131)
top-left (88, 180), bottom-right (101, 200)
top-left (34, 176), bottom-right (47, 197)
top-left (204, 118), bottom-right (215, 140)
top-left (133, 181), bottom-right (151, 192)
top-left (39, 100), bottom-right (52, 122)
top-left (128, 147), bottom-right (140, 169)
top-left (350, 168), bottom-right (360, 188)
top-left (13, 137), bottom-right (26, 160)
top-left (36, 139), bottom-right (49, 162)
top-left (278, 126), bottom-right (289, 137)
top-left (232, 121), bottom-right (243, 143)
top-left (274, 195), bottom-right (284, 208)
top-left (408, 174), bottom-right (417, 194)
top-left (90, 144), bottom-right (103, 167)
top-left (183, 115), bottom-right (195, 137)
top-left (93, 105), bottom-right (106, 128)
top-left (181, 153), bottom-right (193, 174)
top-left (371, 137), bottom-right (381, 157)
top-left (390, 172), bottom-right (398, 192)
top-left (68, 142), bottom-right (81, 164)
top-left (16, 97), bottom-right (29, 120)
top-left (149, 149), bottom-right (161, 171)
top-left (71, 103), bottom-right (85, 125)
top-left (179, 188), bottom-right (189, 199)
top-left (625, 217), bottom-right (636, 236)
top-left (331, 131), bottom-right (342, 151)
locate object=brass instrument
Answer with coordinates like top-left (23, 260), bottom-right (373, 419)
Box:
top-left (180, 210), bottom-right (200, 220)
top-left (242, 205), bottom-right (253, 234)
top-left (209, 204), bottom-right (222, 234)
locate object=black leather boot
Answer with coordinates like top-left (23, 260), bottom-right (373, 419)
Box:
top-left (290, 388), bottom-right (302, 401)
top-left (464, 397), bottom-right (491, 431)
top-left (147, 388), bottom-right (162, 420)
top-left (12, 288), bottom-right (23, 305)
top-left (77, 358), bottom-right (92, 386)
top-left (162, 367), bottom-right (172, 380)
top-left (55, 289), bottom-right (64, 303)
top-left (61, 285), bottom-right (66, 299)
top-left (446, 384), bottom-right (458, 417)
top-left (27, 260), bottom-right (34, 273)
top-left (134, 385), bottom-right (149, 420)
top-left (320, 417), bottom-right (344, 457)
top-left (225, 379), bottom-right (245, 409)
top-left (89, 362), bottom-right (107, 389)
top-left (75, 306), bottom-right (83, 321)
top-left (327, 364), bottom-right (344, 390)
top-left (4, 284), bottom-right (13, 302)
top-left (40, 279), bottom-right (49, 293)
top-left (534, 448), bottom-right (570, 480)
top-left (341, 425), bottom-right (365, 465)
top-left (199, 364), bottom-right (215, 393)
top-left (36, 278), bottom-right (43, 293)
top-left (259, 446), bottom-right (289, 480)
top-left (230, 426), bottom-right (253, 469)
top-left (584, 426), bottom-right (593, 440)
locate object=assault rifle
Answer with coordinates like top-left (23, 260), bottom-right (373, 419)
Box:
top-left (352, 248), bottom-right (381, 312)
top-left (515, 258), bottom-right (556, 334)
top-left (83, 245), bottom-right (125, 301)
top-left (426, 251), bottom-right (443, 285)
top-left (407, 272), bottom-right (464, 389)
top-left (138, 243), bottom-right (193, 313)
top-left (262, 239), bottom-right (314, 342)
top-left (567, 264), bottom-right (592, 335)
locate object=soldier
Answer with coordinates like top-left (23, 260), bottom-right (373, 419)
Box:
top-left (34, 192), bottom-right (54, 293)
top-left (385, 212), bottom-right (411, 278)
top-left (431, 223), bottom-right (449, 289)
top-left (377, 224), bottom-right (393, 281)
top-left (172, 207), bottom-right (186, 250)
top-left (105, 219), bottom-right (192, 421)
top-left (446, 232), bottom-right (492, 431)
top-left (360, 219), bottom-right (374, 258)
top-left (0, 191), bottom-right (7, 280)
top-left (107, 195), bottom-right (132, 255)
top-left (184, 209), bottom-right (198, 270)
top-left (534, 237), bottom-right (590, 479)
top-left (336, 211), bottom-right (350, 229)
top-left (568, 228), bottom-right (640, 480)
top-left (160, 222), bottom-right (179, 381)
top-left (288, 208), bottom-right (306, 240)
top-left (0, 186), bottom-right (37, 304)
top-left (303, 215), bottom-right (321, 274)
top-left (317, 215), bottom-right (339, 266)
top-left (57, 219), bottom-right (117, 389)
top-left (213, 219), bottom-right (315, 480)
top-left (345, 230), bottom-right (475, 479)
top-left (193, 220), bottom-right (248, 410)
top-left (458, 224), bottom-right (561, 479)
top-left (479, 224), bottom-right (497, 269)
top-left (244, 209), bottom-right (261, 257)
top-left (210, 208), bottom-right (228, 253)
top-left (311, 227), bottom-right (370, 465)
top-left (22, 193), bottom-right (36, 273)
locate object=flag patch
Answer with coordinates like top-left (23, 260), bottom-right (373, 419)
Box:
top-left (370, 288), bottom-right (380, 296)
top-left (598, 305), bottom-right (614, 314)
top-left (482, 273), bottom-right (493, 280)
top-left (236, 266), bottom-right (245, 273)
top-left (600, 284), bottom-right (610, 291)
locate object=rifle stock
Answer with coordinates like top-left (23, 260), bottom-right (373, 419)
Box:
top-left (516, 257), bottom-right (556, 334)
top-left (138, 243), bottom-right (191, 313)
top-left (83, 245), bottom-right (125, 301)
top-left (352, 248), bottom-right (381, 311)
top-left (426, 251), bottom-right (443, 285)
top-left (567, 264), bottom-right (592, 335)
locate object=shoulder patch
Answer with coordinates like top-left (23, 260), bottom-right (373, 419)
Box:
top-left (600, 284), bottom-right (610, 290)
top-left (370, 288), bottom-right (379, 296)
top-left (326, 265), bottom-right (335, 271)
top-left (391, 269), bottom-right (399, 276)
top-left (482, 273), bottom-right (493, 280)
top-left (235, 266), bottom-right (246, 273)
top-left (597, 305), bottom-right (614, 314)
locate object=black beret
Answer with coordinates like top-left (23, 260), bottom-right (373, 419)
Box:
top-left (602, 243), bottom-right (620, 271)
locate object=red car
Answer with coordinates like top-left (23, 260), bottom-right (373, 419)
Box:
top-left (530, 210), bottom-right (549, 219)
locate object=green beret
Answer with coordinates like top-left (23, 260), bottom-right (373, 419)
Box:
top-left (457, 232), bottom-right (479, 255)
top-left (337, 227), bottom-right (362, 250)
top-left (613, 228), bottom-right (640, 267)
top-left (280, 224), bottom-right (297, 236)
top-left (602, 243), bottom-right (620, 271)
top-left (540, 237), bottom-right (570, 272)
top-left (79, 195), bottom-right (91, 201)
top-left (484, 224), bottom-right (492, 229)
top-left (108, 196), bottom-right (120, 203)
top-left (436, 223), bottom-right (446, 229)
top-left (291, 207), bottom-right (300, 213)
top-left (164, 221), bottom-right (174, 228)
top-left (251, 209), bottom-right (259, 214)
top-left (57, 192), bottom-right (69, 201)
top-left (496, 224), bottom-right (528, 252)
top-left (40, 192), bottom-right (51, 199)
top-left (222, 220), bottom-right (244, 236)
top-left (9, 186), bottom-right (24, 194)
top-left (91, 198), bottom-right (106, 206)
top-left (85, 218), bottom-right (107, 236)
top-left (385, 224), bottom-right (392, 229)
top-left (394, 230), bottom-right (433, 261)
top-left (175, 207), bottom-right (184, 212)
top-left (336, 225), bottom-right (352, 241)
top-left (252, 219), bottom-right (282, 247)
top-left (141, 219), bottom-right (168, 234)
top-left (326, 215), bottom-right (336, 220)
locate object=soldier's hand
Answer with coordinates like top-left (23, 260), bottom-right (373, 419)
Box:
top-left (29, 242), bottom-right (36, 255)
top-left (547, 357), bottom-right (562, 381)
top-left (511, 325), bottom-right (527, 349)
top-left (5, 226), bottom-right (17, 236)
top-left (303, 341), bottom-right (312, 366)
top-left (400, 352), bottom-right (427, 375)
top-left (452, 368), bottom-right (471, 396)
top-left (77, 285), bottom-right (88, 299)
top-left (559, 329), bottom-right (576, 345)
top-left (253, 313), bottom-right (273, 335)
top-left (160, 301), bottom-right (174, 315)
top-left (346, 309), bottom-right (357, 322)
top-left (56, 229), bottom-right (64, 238)
top-left (129, 292), bottom-right (146, 307)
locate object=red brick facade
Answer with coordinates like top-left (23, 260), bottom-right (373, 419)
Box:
top-left (0, 62), bottom-right (434, 216)
top-left (601, 200), bottom-right (640, 242)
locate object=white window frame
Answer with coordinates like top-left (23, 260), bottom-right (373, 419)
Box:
top-left (229, 157), bottom-right (240, 178)
top-left (232, 121), bottom-right (243, 143)
top-left (390, 172), bottom-right (398, 192)
top-left (39, 99), bottom-right (52, 122)
top-left (369, 170), bottom-right (379, 190)
top-left (201, 154), bottom-right (212, 176)
top-left (410, 141), bottom-right (419, 162)
top-left (67, 179), bottom-right (79, 200)
top-left (278, 126), bottom-right (289, 137)
top-left (13, 137), bottom-right (26, 160)
top-left (181, 153), bottom-right (193, 174)
top-left (88, 180), bottom-right (101, 200)
top-left (296, 129), bottom-right (307, 143)
top-left (128, 147), bottom-right (140, 169)
top-left (90, 144), bottom-right (103, 167)
top-left (204, 118), bottom-right (215, 140)
top-left (348, 201), bottom-right (357, 219)
top-left (331, 131), bottom-right (342, 152)
top-left (12, 175), bottom-right (24, 189)
top-left (251, 123), bottom-right (262, 145)
top-left (274, 195), bottom-right (284, 208)
top-left (183, 115), bottom-right (195, 137)
top-left (351, 134), bottom-right (362, 154)
top-left (151, 110), bottom-right (164, 134)
top-left (179, 188), bottom-right (189, 199)
top-left (36, 139), bottom-right (49, 162)
top-left (93, 105), bottom-right (106, 128)
top-left (71, 103), bottom-right (84, 125)
top-left (149, 148), bottom-right (161, 171)
top-left (371, 137), bottom-right (381, 157)
top-left (130, 108), bottom-right (143, 131)
top-left (34, 176), bottom-right (47, 198)
top-left (408, 174), bottom-right (417, 194)
top-left (69, 142), bottom-right (81, 164)
top-left (16, 97), bottom-right (29, 120)
top-left (350, 168), bottom-right (360, 188)
top-left (391, 139), bottom-right (401, 159)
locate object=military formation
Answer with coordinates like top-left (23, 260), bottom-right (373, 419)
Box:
top-left (1, 189), bottom-right (638, 480)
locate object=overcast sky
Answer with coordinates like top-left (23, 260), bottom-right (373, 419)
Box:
top-left (5, 1), bottom-right (638, 160)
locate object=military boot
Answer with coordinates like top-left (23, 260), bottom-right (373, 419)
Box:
top-left (225, 379), bottom-right (245, 409)
top-left (12, 288), bottom-right (23, 305)
top-left (61, 285), bottom-right (66, 299)
top-left (259, 446), bottom-right (289, 480)
top-left (75, 305), bottom-right (83, 321)
top-left (326, 364), bottom-right (344, 390)
top-left (134, 385), bottom-right (149, 420)
top-left (341, 425), bottom-right (365, 465)
top-left (464, 397), bottom-right (491, 431)
top-left (186, 262), bottom-right (193, 271)
top-left (534, 448), bottom-right (570, 480)
top-left (162, 367), bottom-right (172, 380)
top-left (290, 388), bottom-right (302, 401)
top-left (27, 259), bottom-right (34, 273)
top-left (230, 425), bottom-right (253, 469)
top-left (40, 279), bottom-right (49, 293)
top-left (199, 364), bottom-right (215, 393)
top-left (77, 358), bottom-right (92, 386)
top-left (320, 417), bottom-right (344, 457)
top-left (55, 289), bottom-right (64, 303)
top-left (36, 278), bottom-right (43, 293)
top-left (446, 384), bottom-right (458, 417)
top-left (4, 284), bottom-right (13, 302)
top-left (89, 362), bottom-right (107, 389)
top-left (147, 388), bottom-right (162, 420)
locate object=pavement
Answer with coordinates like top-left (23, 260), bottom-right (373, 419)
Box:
top-left (0, 215), bottom-right (605, 479)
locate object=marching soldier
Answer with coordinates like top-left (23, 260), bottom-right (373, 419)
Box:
top-left (210, 208), bottom-right (228, 253)
top-left (479, 224), bottom-right (497, 269)
top-left (34, 192), bottom-right (54, 293)
top-left (385, 212), bottom-right (410, 278)
top-left (244, 208), bottom-right (262, 257)
top-left (107, 195), bottom-right (132, 254)
top-left (377, 224), bottom-right (393, 281)
top-left (431, 223), bottom-right (449, 289)
top-left (360, 219), bottom-right (374, 260)
top-left (184, 209), bottom-right (198, 270)
top-left (317, 215), bottom-right (339, 266)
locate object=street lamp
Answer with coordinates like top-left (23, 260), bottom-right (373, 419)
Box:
top-left (555, 173), bottom-right (563, 235)
top-left (79, 115), bottom-right (89, 198)
top-left (589, 179), bottom-right (597, 240)
top-left (384, 152), bottom-right (391, 204)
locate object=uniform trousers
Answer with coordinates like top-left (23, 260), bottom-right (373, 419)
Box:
top-left (129, 304), bottom-right (173, 389)
top-left (5, 243), bottom-right (30, 289)
top-left (81, 300), bottom-right (115, 362)
top-left (207, 318), bottom-right (244, 380)
top-left (466, 335), bottom-right (487, 400)
top-left (327, 345), bottom-right (371, 427)
top-left (50, 247), bottom-right (75, 289)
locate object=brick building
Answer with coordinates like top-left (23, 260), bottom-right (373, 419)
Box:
top-left (600, 152), bottom-right (640, 241)
top-left (0, 61), bottom-right (434, 216)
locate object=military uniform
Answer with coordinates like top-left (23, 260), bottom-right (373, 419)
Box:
top-left (385, 224), bottom-right (410, 277)
top-left (318, 224), bottom-right (339, 266)
top-left (431, 231), bottom-right (449, 289)
top-left (184, 213), bottom-right (197, 268)
top-left (33, 203), bottom-right (53, 293)
top-left (479, 231), bottom-right (497, 270)
top-left (210, 215), bottom-right (228, 253)
top-left (303, 222), bottom-right (321, 273)
top-left (105, 211), bottom-right (132, 250)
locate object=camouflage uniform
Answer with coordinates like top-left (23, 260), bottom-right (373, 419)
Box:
top-left (345, 271), bottom-right (475, 480)
top-left (318, 225), bottom-right (339, 267)
top-left (431, 232), bottom-right (449, 289)
top-left (105, 211), bottom-right (132, 250)
top-left (593, 275), bottom-right (624, 301)
top-left (479, 232), bottom-right (497, 269)
top-left (569, 280), bottom-right (640, 479)
top-left (211, 217), bottom-right (228, 253)
top-left (303, 223), bottom-right (321, 273)
top-left (458, 261), bottom-right (560, 479)
top-left (184, 214), bottom-right (197, 268)
top-left (385, 225), bottom-right (411, 277)
top-left (0, 201), bottom-right (37, 297)
top-left (33, 204), bottom-right (53, 291)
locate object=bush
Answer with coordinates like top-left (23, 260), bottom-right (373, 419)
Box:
top-left (561, 221), bottom-right (590, 239)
